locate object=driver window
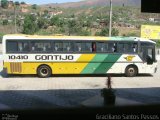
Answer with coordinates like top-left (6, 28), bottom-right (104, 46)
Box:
top-left (147, 48), bottom-right (153, 59)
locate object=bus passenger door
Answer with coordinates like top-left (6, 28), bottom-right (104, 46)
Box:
top-left (140, 47), bottom-right (155, 73)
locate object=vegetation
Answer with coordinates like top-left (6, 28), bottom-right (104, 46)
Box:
top-left (0, 33), bottom-right (5, 43)
top-left (95, 28), bottom-right (119, 36)
top-left (1, 0), bottom-right (8, 8)
top-left (32, 4), bottom-right (37, 10)
top-left (23, 15), bottom-right (38, 34)
top-left (123, 32), bottom-right (139, 37)
top-left (2, 19), bottom-right (8, 25)
top-left (0, 1), bottom-right (160, 37)
top-left (20, 1), bottom-right (26, 4)
top-left (156, 40), bottom-right (160, 48)
top-left (14, 1), bottom-right (20, 6)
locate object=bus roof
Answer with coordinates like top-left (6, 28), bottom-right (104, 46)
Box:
top-left (3, 34), bottom-right (156, 43)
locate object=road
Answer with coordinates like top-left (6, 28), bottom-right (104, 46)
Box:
top-left (0, 58), bottom-right (160, 109)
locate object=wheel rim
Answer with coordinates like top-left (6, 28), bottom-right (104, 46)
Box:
top-left (40, 67), bottom-right (49, 76)
top-left (128, 67), bottom-right (135, 76)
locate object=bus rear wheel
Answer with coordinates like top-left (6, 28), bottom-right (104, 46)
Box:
top-left (37, 65), bottom-right (52, 78)
top-left (125, 65), bottom-right (138, 77)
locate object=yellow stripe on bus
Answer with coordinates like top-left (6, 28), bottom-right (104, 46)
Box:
top-left (75, 54), bottom-right (96, 73)
top-left (76, 54), bottom-right (95, 62)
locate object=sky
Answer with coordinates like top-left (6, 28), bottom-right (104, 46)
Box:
top-left (12, 0), bottom-right (83, 5)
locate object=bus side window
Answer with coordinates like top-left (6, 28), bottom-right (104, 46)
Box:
top-left (32, 46), bottom-right (35, 51)
top-left (43, 46), bottom-right (46, 51)
top-left (6, 41), bottom-right (18, 53)
top-left (78, 47), bottom-right (81, 52)
top-left (75, 42), bottom-right (82, 52)
top-left (18, 43), bottom-right (23, 52)
top-left (63, 42), bottom-right (73, 52)
top-left (18, 41), bottom-right (29, 52)
top-left (117, 42), bottom-right (138, 53)
top-left (92, 42), bottom-right (96, 52)
top-left (111, 43), bottom-right (117, 52)
top-left (132, 43), bottom-right (138, 53)
top-left (75, 42), bottom-right (92, 53)
top-left (54, 45), bottom-right (58, 51)
top-left (23, 43), bottom-right (29, 51)
top-left (43, 43), bottom-right (51, 52)
top-left (85, 42), bottom-right (92, 52)
top-left (31, 42), bottom-right (36, 52)
top-left (96, 42), bottom-right (104, 52)
top-left (54, 42), bottom-right (63, 52)
top-left (112, 46), bottom-right (115, 52)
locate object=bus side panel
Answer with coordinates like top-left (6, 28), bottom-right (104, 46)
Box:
top-left (81, 54), bottom-right (122, 74)
top-left (107, 54), bottom-right (144, 74)
top-left (4, 54), bottom-right (155, 75)
top-left (51, 63), bottom-right (74, 74)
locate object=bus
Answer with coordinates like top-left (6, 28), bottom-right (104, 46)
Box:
top-left (2, 34), bottom-right (157, 77)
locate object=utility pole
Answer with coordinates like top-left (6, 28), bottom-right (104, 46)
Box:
top-left (109, 0), bottom-right (112, 37)
top-left (14, 4), bottom-right (17, 33)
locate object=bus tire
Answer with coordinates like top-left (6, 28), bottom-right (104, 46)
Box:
top-left (125, 65), bottom-right (138, 77)
top-left (37, 65), bottom-right (52, 78)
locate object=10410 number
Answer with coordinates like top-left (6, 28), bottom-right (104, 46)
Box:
top-left (9, 55), bottom-right (28, 60)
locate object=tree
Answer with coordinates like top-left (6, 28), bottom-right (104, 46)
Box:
top-left (23, 15), bottom-right (38, 34)
top-left (32, 4), bottom-right (37, 10)
top-left (78, 29), bottom-right (91, 36)
top-left (2, 19), bottom-right (8, 25)
top-left (14, 1), bottom-right (20, 6)
top-left (50, 16), bottom-right (59, 26)
top-left (1, 0), bottom-right (8, 9)
top-left (123, 32), bottom-right (138, 37)
top-left (67, 19), bottom-right (77, 35)
top-left (95, 28), bottom-right (109, 36)
top-left (21, 2), bottom-right (26, 4)
top-left (50, 16), bottom-right (64, 27)
top-left (44, 10), bottom-right (49, 16)
top-left (111, 28), bottom-right (119, 36)
top-left (95, 28), bottom-right (119, 36)
top-left (0, 33), bottom-right (5, 43)
top-left (156, 40), bottom-right (160, 48)
top-left (37, 17), bottom-right (48, 29)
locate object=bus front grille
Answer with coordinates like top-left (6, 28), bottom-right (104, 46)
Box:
top-left (10, 63), bottom-right (22, 73)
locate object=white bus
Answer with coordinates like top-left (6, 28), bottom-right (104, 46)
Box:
top-left (2, 34), bottom-right (157, 77)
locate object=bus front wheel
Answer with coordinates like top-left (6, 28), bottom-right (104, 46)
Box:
top-left (37, 65), bottom-right (52, 78)
top-left (125, 65), bottom-right (138, 77)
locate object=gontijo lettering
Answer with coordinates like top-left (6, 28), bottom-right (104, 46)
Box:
top-left (35, 55), bottom-right (74, 61)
